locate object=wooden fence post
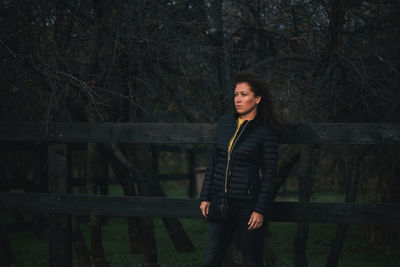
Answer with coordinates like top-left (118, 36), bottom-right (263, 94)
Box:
top-left (293, 145), bottom-right (314, 267)
top-left (48, 142), bottom-right (72, 267)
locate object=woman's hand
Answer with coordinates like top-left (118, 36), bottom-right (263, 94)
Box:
top-left (200, 201), bottom-right (210, 218)
top-left (248, 211), bottom-right (264, 230)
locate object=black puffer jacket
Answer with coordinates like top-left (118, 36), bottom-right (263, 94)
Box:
top-left (200, 113), bottom-right (278, 215)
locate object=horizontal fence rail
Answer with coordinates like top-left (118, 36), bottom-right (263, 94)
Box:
top-left (1, 192), bottom-right (399, 224)
top-left (1, 122), bottom-right (400, 144)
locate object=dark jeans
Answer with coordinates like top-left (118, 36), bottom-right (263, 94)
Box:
top-left (202, 198), bottom-right (265, 267)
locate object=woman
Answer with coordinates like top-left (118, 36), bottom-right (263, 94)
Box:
top-left (199, 71), bottom-right (281, 267)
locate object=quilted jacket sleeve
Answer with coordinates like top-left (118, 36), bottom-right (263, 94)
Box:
top-left (254, 128), bottom-right (278, 216)
top-left (199, 120), bottom-right (219, 202)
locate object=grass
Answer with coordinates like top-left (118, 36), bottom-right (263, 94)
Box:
top-left (2, 182), bottom-right (399, 266)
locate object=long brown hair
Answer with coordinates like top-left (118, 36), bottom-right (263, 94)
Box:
top-left (234, 71), bottom-right (283, 135)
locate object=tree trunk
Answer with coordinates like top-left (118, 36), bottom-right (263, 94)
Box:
top-left (131, 143), bottom-right (159, 267)
top-left (32, 143), bottom-right (48, 236)
top-left (87, 111), bottom-right (108, 267)
top-left (150, 146), bottom-right (195, 253)
top-left (84, 0), bottom-right (108, 262)
top-left (293, 145), bottom-right (313, 267)
top-left (209, 0), bottom-right (229, 116)
top-left (366, 145), bottom-right (400, 243)
top-left (137, 177), bottom-right (159, 267)
top-left (328, 0), bottom-right (345, 54)
top-left (263, 222), bottom-right (277, 266)
top-left (105, 144), bottom-right (144, 254)
top-left (188, 149), bottom-right (196, 198)
top-left (294, 222), bottom-right (309, 267)
top-left (97, 149), bottom-right (109, 196)
top-left (0, 223), bottom-right (13, 266)
top-left (153, 182), bottom-right (196, 253)
top-left (48, 143), bottom-right (72, 267)
top-left (72, 217), bottom-right (91, 267)
top-left (264, 145), bottom-right (302, 266)
top-left (0, 154), bottom-right (13, 264)
top-left (273, 146), bottom-right (301, 198)
top-left (326, 148), bottom-right (359, 267)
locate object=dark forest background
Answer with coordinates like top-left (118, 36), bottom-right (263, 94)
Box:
top-left (2, 0), bottom-right (400, 124)
top-left (1, 0), bottom-right (400, 266)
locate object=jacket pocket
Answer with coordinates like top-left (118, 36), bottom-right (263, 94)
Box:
top-left (247, 176), bottom-right (252, 195)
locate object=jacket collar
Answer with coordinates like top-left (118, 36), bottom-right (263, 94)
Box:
top-left (232, 112), bottom-right (263, 126)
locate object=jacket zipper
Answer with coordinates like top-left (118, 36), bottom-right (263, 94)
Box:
top-left (224, 121), bottom-right (249, 194)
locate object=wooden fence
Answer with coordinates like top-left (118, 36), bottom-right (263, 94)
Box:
top-left (1, 122), bottom-right (400, 266)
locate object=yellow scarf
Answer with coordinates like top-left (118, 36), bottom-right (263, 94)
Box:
top-left (228, 117), bottom-right (245, 153)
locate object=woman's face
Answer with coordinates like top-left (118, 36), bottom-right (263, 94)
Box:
top-left (234, 82), bottom-right (261, 117)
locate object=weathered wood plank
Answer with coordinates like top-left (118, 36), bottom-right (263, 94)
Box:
top-left (157, 174), bottom-right (190, 181)
top-left (4, 221), bottom-right (36, 232)
top-left (66, 174), bottom-right (189, 186)
top-left (154, 145), bottom-right (208, 153)
top-left (0, 179), bottom-right (36, 190)
top-left (1, 192), bottom-right (399, 224)
top-left (1, 122), bottom-right (399, 144)
top-left (282, 123), bottom-right (400, 144)
top-left (56, 123), bottom-right (215, 144)
top-left (0, 122), bottom-right (55, 142)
